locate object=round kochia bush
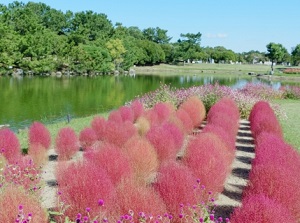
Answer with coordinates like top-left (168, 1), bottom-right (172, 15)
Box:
top-left (0, 128), bottom-right (21, 163)
top-left (230, 194), bottom-right (297, 223)
top-left (28, 121), bottom-right (51, 150)
top-left (56, 160), bottom-right (118, 220)
top-left (55, 127), bottom-right (79, 160)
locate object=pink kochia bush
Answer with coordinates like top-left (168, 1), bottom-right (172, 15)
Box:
top-left (0, 185), bottom-right (48, 223)
top-left (84, 143), bottom-right (133, 185)
top-left (116, 180), bottom-right (167, 222)
top-left (56, 160), bottom-right (118, 220)
top-left (28, 143), bottom-right (48, 167)
top-left (79, 127), bottom-right (97, 149)
top-left (146, 124), bottom-right (177, 162)
top-left (154, 161), bottom-right (198, 222)
top-left (179, 96), bottom-right (206, 128)
top-left (55, 127), bottom-right (79, 160)
top-left (175, 108), bottom-right (194, 134)
top-left (103, 120), bottom-right (137, 147)
top-left (0, 128), bottom-right (21, 163)
top-left (244, 163), bottom-right (300, 220)
top-left (130, 99), bottom-right (145, 121)
top-left (91, 116), bottom-right (107, 141)
top-left (249, 101), bottom-right (283, 139)
top-left (28, 121), bottom-right (51, 149)
top-left (119, 106), bottom-right (135, 123)
top-left (230, 194), bottom-right (297, 223)
top-left (152, 102), bottom-right (175, 124)
top-left (183, 132), bottom-right (230, 195)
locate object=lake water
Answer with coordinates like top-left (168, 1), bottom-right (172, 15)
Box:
top-left (0, 74), bottom-right (297, 131)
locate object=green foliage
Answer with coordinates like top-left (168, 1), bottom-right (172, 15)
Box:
top-left (291, 44), bottom-right (300, 66)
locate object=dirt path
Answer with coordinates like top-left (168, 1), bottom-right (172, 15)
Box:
top-left (40, 120), bottom-right (255, 219)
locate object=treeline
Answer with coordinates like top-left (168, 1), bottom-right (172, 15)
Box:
top-left (0, 2), bottom-right (300, 75)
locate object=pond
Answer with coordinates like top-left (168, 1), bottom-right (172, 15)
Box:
top-left (0, 74), bottom-right (298, 131)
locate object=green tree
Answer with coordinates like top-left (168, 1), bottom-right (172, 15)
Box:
top-left (291, 44), bottom-right (300, 66)
top-left (266, 42), bottom-right (288, 72)
top-left (143, 27), bottom-right (171, 44)
top-left (105, 39), bottom-right (126, 71)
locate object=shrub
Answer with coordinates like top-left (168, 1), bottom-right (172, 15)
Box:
top-left (202, 123), bottom-right (236, 151)
top-left (130, 100), bottom-right (145, 121)
top-left (207, 97), bottom-right (240, 122)
top-left (230, 194), bottom-right (297, 223)
top-left (79, 127), bottom-right (97, 149)
top-left (56, 160), bottom-right (118, 220)
top-left (28, 121), bottom-right (51, 150)
top-left (91, 116), bottom-right (107, 141)
top-left (135, 116), bottom-right (151, 136)
top-left (28, 143), bottom-right (48, 167)
top-left (161, 122), bottom-right (184, 152)
top-left (146, 124), bottom-right (177, 162)
top-left (153, 102), bottom-right (175, 124)
top-left (0, 185), bottom-right (48, 223)
top-left (143, 109), bottom-right (159, 126)
top-left (183, 133), bottom-right (230, 194)
top-left (108, 109), bottom-right (123, 124)
top-left (116, 180), bottom-right (167, 222)
top-left (123, 136), bottom-right (159, 185)
top-left (84, 143), bottom-right (133, 185)
top-left (103, 120), bottom-right (137, 147)
top-left (244, 163), bottom-right (300, 220)
top-left (175, 108), bottom-right (194, 134)
top-left (0, 128), bottom-right (21, 163)
top-left (154, 161), bottom-right (198, 221)
top-left (119, 106), bottom-right (134, 123)
top-left (55, 127), bottom-right (79, 160)
top-left (179, 96), bottom-right (206, 128)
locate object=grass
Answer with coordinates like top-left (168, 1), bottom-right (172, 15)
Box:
top-left (17, 112), bottom-right (109, 149)
top-left (134, 63), bottom-right (295, 76)
top-left (275, 99), bottom-right (300, 150)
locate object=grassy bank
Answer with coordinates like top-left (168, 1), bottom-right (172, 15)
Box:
top-left (275, 99), bottom-right (300, 150)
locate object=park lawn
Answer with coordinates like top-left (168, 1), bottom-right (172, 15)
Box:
top-left (134, 63), bottom-right (288, 76)
top-left (275, 99), bottom-right (300, 150)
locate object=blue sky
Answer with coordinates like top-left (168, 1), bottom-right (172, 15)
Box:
top-left (2, 0), bottom-right (300, 53)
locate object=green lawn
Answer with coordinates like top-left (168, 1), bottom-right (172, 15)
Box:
top-left (275, 99), bottom-right (300, 150)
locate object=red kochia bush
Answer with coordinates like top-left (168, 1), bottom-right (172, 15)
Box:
top-left (0, 128), bottom-right (21, 163)
top-left (79, 127), bottom-right (97, 149)
top-left (119, 106), bottom-right (134, 123)
top-left (123, 136), bottom-right (159, 184)
top-left (103, 120), bottom-right (137, 147)
top-left (202, 123), bottom-right (236, 151)
top-left (130, 100), bottom-right (145, 121)
top-left (207, 98), bottom-right (240, 122)
top-left (108, 109), bottom-right (123, 124)
top-left (55, 127), bottom-right (79, 160)
top-left (91, 116), bottom-right (107, 141)
top-left (175, 108), bottom-right (194, 134)
top-left (154, 161), bottom-right (198, 221)
top-left (0, 185), bottom-right (48, 223)
top-left (249, 101), bottom-right (283, 138)
top-left (146, 124), bottom-right (177, 162)
top-left (253, 132), bottom-right (300, 176)
top-left (230, 194), bottom-right (297, 223)
top-left (153, 102), bottom-right (175, 124)
top-left (56, 161), bottom-right (118, 220)
top-left (179, 96), bottom-right (206, 128)
top-left (84, 143), bottom-right (133, 185)
top-left (183, 133), bottom-right (230, 195)
top-left (244, 163), bottom-right (300, 220)
top-left (161, 122), bottom-right (184, 152)
top-left (116, 180), bottom-right (167, 221)
top-left (28, 121), bottom-right (51, 149)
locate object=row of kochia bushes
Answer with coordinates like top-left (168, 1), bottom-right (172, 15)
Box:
top-left (230, 101), bottom-right (300, 223)
top-left (0, 95), bottom-right (241, 222)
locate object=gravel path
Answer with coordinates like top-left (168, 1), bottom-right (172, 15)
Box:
top-left (40, 120), bottom-right (255, 219)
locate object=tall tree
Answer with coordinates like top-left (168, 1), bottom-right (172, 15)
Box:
top-left (143, 27), bottom-right (171, 44)
top-left (291, 44), bottom-right (300, 66)
top-left (266, 43), bottom-right (288, 72)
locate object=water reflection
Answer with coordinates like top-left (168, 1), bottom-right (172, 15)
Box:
top-left (0, 74), bottom-right (299, 131)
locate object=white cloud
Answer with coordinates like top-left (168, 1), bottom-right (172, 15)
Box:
top-left (205, 33), bottom-right (228, 38)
